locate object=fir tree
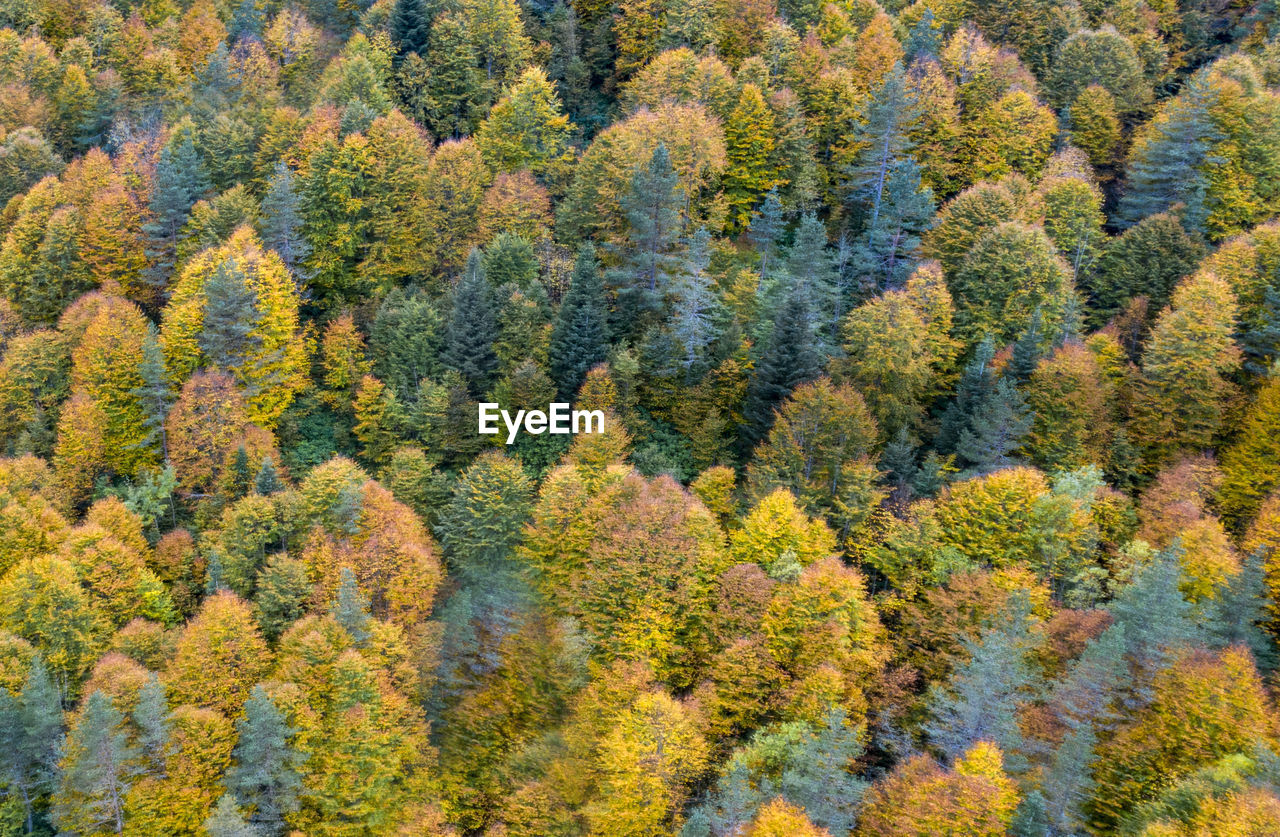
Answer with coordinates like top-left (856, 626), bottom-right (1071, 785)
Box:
top-left (390, 0), bottom-right (432, 60)
top-left (1206, 547), bottom-right (1276, 672)
top-left (0, 659), bottom-right (62, 834)
top-left (259, 163), bottom-right (310, 278)
top-left (444, 250), bottom-right (499, 397)
top-left (617, 142), bottom-right (683, 295)
top-left (134, 322), bottom-right (172, 459)
top-left (669, 227), bottom-right (721, 374)
top-left (254, 456), bottom-right (283, 496)
top-left (1118, 73), bottom-right (1220, 234)
top-left (549, 243), bottom-right (608, 399)
top-left (954, 376), bottom-right (1031, 475)
top-left (851, 157), bottom-right (935, 292)
top-left (1109, 544), bottom-right (1199, 674)
top-left (330, 567), bottom-right (371, 646)
top-left (143, 131), bottom-right (210, 296)
top-left (1242, 284), bottom-right (1280, 377)
top-left (228, 0), bottom-right (264, 42)
top-left (937, 338), bottom-right (997, 453)
top-left (200, 260), bottom-right (260, 373)
top-left (205, 795), bottom-right (261, 837)
top-left (777, 709), bottom-right (869, 835)
top-left (1009, 308), bottom-right (1044, 383)
top-left (742, 286), bottom-right (822, 447)
top-left (786, 213), bottom-right (840, 340)
top-left (748, 189), bottom-right (785, 278)
top-left (133, 674), bottom-right (169, 777)
top-left (52, 692), bottom-right (137, 836)
top-left (227, 686), bottom-right (302, 835)
top-left (925, 592), bottom-right (1037, 767)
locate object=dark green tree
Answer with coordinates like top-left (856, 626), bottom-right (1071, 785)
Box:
top-left (52, 691), bottom-right (137, 836)
top-left (144, 131), bottom-right (210, 296)
top-left (748, 188), bottom-right (785, 278)
top-left (0, 659), bottom-right (62, 833)
top-left (1087, 213), bottom-right (1204, 325)
top-left (132, 674), bottom-right (169, 777)
top-left (954, 376), bottom-right (1031, 475)
top-left (254, 456), bottom-right (284, 496)
top-left (330, 567), bottom-right (371, 646)
top-left (259, 163), bottom-right (310, 277)
top-left (742, 286), bottom-right (822, 447)
top-left (200, 262), bottom-right (260, 373)
top-left (1008, 308), bottom-right (1044, 383)
top-left (390, 0), bottom-right (432, 60)
top-left (615, 142), bottom-right (683, 295)
top-left (444, 250), bottom-right (499, 397)
top-left (549, 243), bottom-right (608, 399)
top-left (135, 322), bottom-right (172, 459)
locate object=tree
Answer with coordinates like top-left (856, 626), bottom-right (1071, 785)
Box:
top-left (329, 567), bottom-right (372, 646)
top-left (352, 375), bottom-right (407, 467)
top-left (723, 84), bottom-right (780, 232)
top-left (742, 286), bottom-right (822, 447)
top-left (550, 244), bottom-right (609, 399)
top-left (227, 685), bottom-right (302, 835)
top-left (476, 68), bottom-right (572, 177)
top-left (204, 795), bottom-right (260, 837)
top-left (167, 592), bottom-right (271, 718)
top-left (199, 260), bottom-right (260, 372)
top-left (52, 691), bottom-right (137, 836)
top-left (954, 376), bottom-right (1032, 475)
top-left (444, 251), bottom-right (499, 397)
top-left (435, 450), bottom-right (533, 587)
top-left (1048, 28), bottom-right (1150, 114)
top-left (390, 0), bottom-right (431, 60)
top-left (0, 557), bottom-right (103, 700)
top-left (0, 659), bottom-right (62, 833)
top-left (144, 124), bottom-right (211, 298)
top-left (1132, 271), bottom-right (1240, 467)
top-left (1087, 213), bottom-right (1204, 325)
top-left (165, 370), bottom-right (255, 495)
top-left (259, 163), bottom-right (310, 276)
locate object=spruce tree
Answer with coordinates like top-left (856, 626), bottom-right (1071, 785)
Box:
top-left (748, 189), bottom-right (785, 278)
top-left (617, 142), bottom-right (683, 295)
top-left (777, 709), bottom-right (869, 835)
top-left (550, 244), bottom-right (608, 399)
top-left (200, 261), bottom-right (260, 373)
top-left (742, 286), bottom-right (821, 447)
top-left (52, 692), bottom-right (137, 836)
top-left (443, 250), bottom-right (499, 397)
top-left (954, 376), bottom-right (1032, 475)
top-left (786, 213), bottom-right (839, 340)
top-left (259, 163), bottom-right (310, 277)
top-left (135, 322), bottom-right (172, 459)
top-left (937, 338), bottom-right (997, 453)
top-left (330, 567), bottom-right (371, 646)
top-left (227, 685), bottom-right (302, 835)
top-left (144, 131), bottom-right (210, 296)
top-left (133, 674), bottom-right (169, 777)
top-left (851, 157), bottom-right (935, 293)
top-left (925, 592), bottom-right (1038, 767)
top-left (0, 659), bottom-right (62, 833)
top-left (390, 0), bottom-right (432, 60)
top-left (1009, 309), bottom-right (1044, 383)
top-left (1242, 284), bottom-right (1280, 377)
top-left (228, 0), bottom-right (264, 42)
top-left (205, 795), bottom-right (261, 837)
top-left (254, 456), bottom-right (283, 496)
top-left (669, 227), bottom-right (721, 374)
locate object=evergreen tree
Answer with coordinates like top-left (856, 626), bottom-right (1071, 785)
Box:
top-left (199, 261), bottom-right (260, 372)
top-left (443, 250), bottom-right (499, 397)
top-left (1118, 73), bottom-right (1220, 234)
top-left (1206, 547), bottom-right (1275, 672)
top-left (742, 286), bottom-right (821, 447)
top-left (550, 244), bottom-right (608, 399)
top-left (134, 322), bottom-right (172, 459)
top-left (0, 659), bottom-right (62, 833)
top-left (133, 674), bottom-right (170, 777)
top-left (785, 213), bottom-right (840, 341)
top-left (925, 592), bottom-right (1037, 767)
top-left (228, 0), bottom-right (264, 42)
top-left (254, 456), bottom-right (283, 496)
top-left (669, 227), bottom-right (721, 374)
top-left (390, 0), bottom-right (431, 60)
top-left (205, 794), bottom-right (261, 837)
top-left (748, 189), bottom-right (784, 278)
top-left (330, 567), bottom-right (371, 646)
top-left (1242, 284), bottom-right (1280, 377)
top-left (1008, 308), bottom-right (1044, 383)
top-left (777, 709), bottom-right (869, 834)
top-left (1109, 545), bottom-right (1199, 673)
top-left (954, 376), bottom-right (1032, 474)
top-left (143, 130), bottom-right (210, 297)
top-left (937, 338), bottom-right (997, 454)
top-left (226, 686), bottom-right (302, 836)
top-left (52, 692), bottom-right (138, 836)
top-left (616, 143), bottom-right (683, 295)
top-left (259, 163), bottom-right (310, 277)
top-left (851, 157), bottom-right (935, 293)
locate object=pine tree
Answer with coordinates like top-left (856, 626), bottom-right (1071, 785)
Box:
top-left (925, 592), bottom-right (1037, 767)
top-left (1118, 73), bottom-right (1220, 234)
top-left (228, 0), bottom-right (263, 42)
top-left (550, 244), bottom-right (608, 399)
top-left (259, 163), bottom-right (309, 278)
top-left (134, 322), bottom-right (172, 459)
top-left (226, 685), bottom-right (302, 836)
top-left (199, 261), bottom-right (260, 372)
top-left (205, 794), bottom-right (261, 837)
top-left (390, 0), bottom-right (431, 60)
top-left (0, 659), bottom-right (62, 833)
top-left (1242, 285), bottom-right (1280, 377)
top-left (1109, 545), bottom-right (1199, 673)
top-left (444, 250), bottom-right (499, 397)
top-left (144, 129), bottom-right (210, 297)
top-left (851, 157), bottom-right (935, 292)
top-left (330, 567), bottom-right (371, 646)
top-left (785, 213), bottom-right (839, 341)
top-left (254, 456), bottom-right (283, 496)
top-left (1008, 309), bottom-right (1044, 383)
top-left (777, 709), bottom-right (869, 834)
top-left (742, 286), bottom-right (821, 447)
top-left (133, 674), bottom-right (170, 777)
top-left (53, 691), bottom-right (138, 836)
top-left (617, 143), bottom-right (683, 295)
top-left (937, 338), bottom-right (997, 454)
top-left (1206, 547), bottom-right (1275, 672)
top-left (669, 227), bottom-right (721, 374)
top-left (954, 376), bottom-right (1032, 474)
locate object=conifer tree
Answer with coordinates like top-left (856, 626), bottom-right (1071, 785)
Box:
top-left (330, 567), bottom-right (371, 646)
top-left (444, 250), bottom-right (499, 397)
top-left (259, 163), bottom-right (309, 278)
top-left (133, 674), bottom-right (170, 777)
top-left (550, 244), bottom-right (609, 399)
top-left (1008, 308), bottom-right (1044, 383)
top-left (936, 338), bottom-right (996, 454)
top-left (742, 286), bottom-right (821, 447)
top-left (199, 261), bottom-right (260, 372)
top-left (53, 691), bottom-right (138, 836)
top-left (785, 213), bottom-right (839, 340)
top-left (144, 129), bottom-right (211, 296)
top-left (669, 227), bottom-right (722, 374)
top-left (134, 323), bottom-right (172, 459)
top-left (390, 0), bottom-right (431, 60)
top-left (617, 143), bottom-right (683, 296)
top-left (954, 376), bottom-right (1032, 475)
top-left (776, 709), bottom-right (869, 834)
top-left (0, 659), bottom-right (62, 833)
top-left (254, 457), bottom-right (283, 496)
top-left (748, 189), bottom-right (785, 278)
top-left (226, 685), bottom-right (302, 835)
top-left (204, 794), bottom-right (260, 837)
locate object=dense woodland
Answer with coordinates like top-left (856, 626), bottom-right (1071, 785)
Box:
top-left (5, 0), bottom-right (1280, 834)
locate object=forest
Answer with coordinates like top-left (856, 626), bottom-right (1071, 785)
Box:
top-left (2, 0), bottom-right (1280, 834)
